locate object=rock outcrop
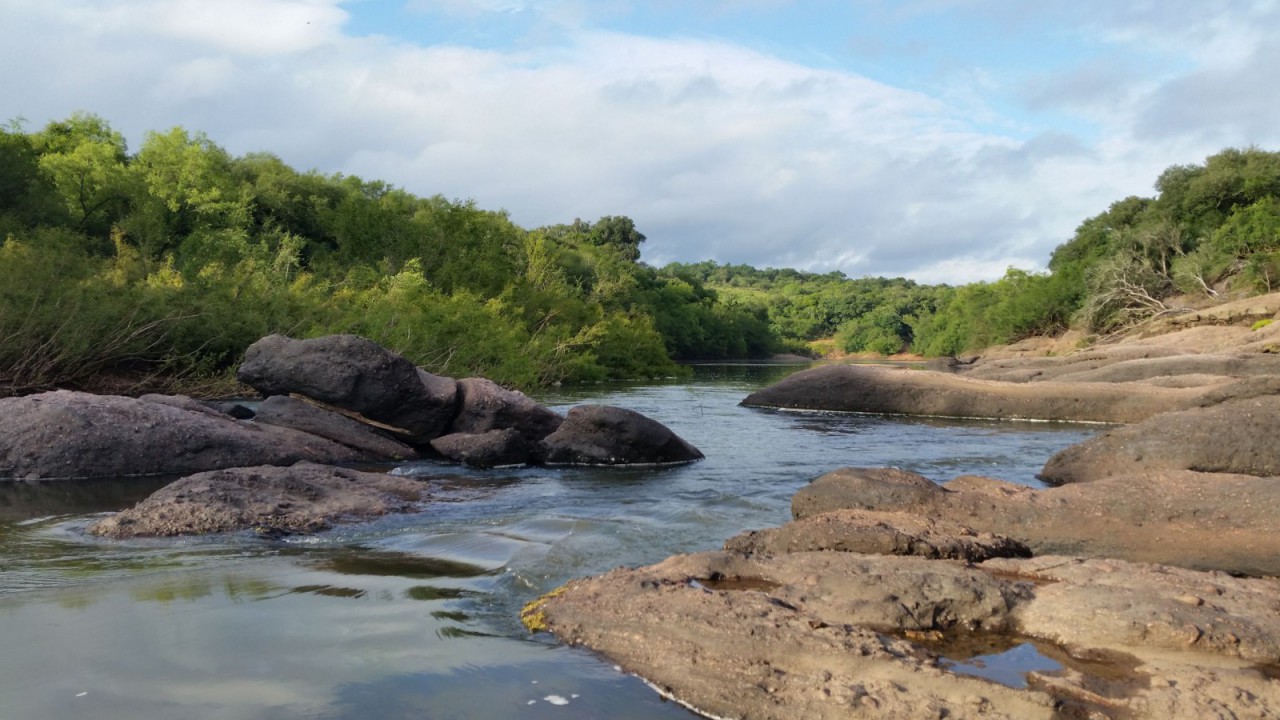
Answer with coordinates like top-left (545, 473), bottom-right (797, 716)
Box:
top-left (539, 405), bottom-right (704, 465)
top-left (237, 334), bottom-right (458, 443)
top-left (88, 462), bottom-right (427, 538)
top-left (430, 428), bottom-right (532, 468)
top-left (448, 377), bottom-right (563, 442)
top-left (1040, 394), bottom-right (1280, 484)
top-left (0, 391), bottom-right (367, 481)
top-left (528, 549), bottom-right (1280, 720)
top-left (254, 395), bottom-right (419, 462)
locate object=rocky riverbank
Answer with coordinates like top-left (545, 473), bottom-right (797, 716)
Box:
top-left (528, 296), bottom-right (1280, 719)
top-left (0, 334), bottom-right (703, 538)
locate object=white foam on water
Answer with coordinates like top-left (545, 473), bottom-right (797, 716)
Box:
top-left (543, 695), bottom-right (570, 706)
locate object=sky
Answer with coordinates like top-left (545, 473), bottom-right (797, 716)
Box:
top-left (3, 0), bottom-right (1279, 283)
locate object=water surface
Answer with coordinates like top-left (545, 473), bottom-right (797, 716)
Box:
top-left (0, 364), bottom-right (1097, 719)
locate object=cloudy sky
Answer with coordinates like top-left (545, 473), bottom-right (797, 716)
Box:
top-left (4, 0), bottom-right (1279, 282)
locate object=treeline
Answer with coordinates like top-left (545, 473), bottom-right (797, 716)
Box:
top-left (4, 113), bottom-right (1277, 393)
top-left (0, 113), bottom-right (772, 393)
top-left (671, 147), bottom-right (1280, 357)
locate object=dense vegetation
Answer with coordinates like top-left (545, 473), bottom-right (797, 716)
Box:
top-left (3, 113), bottom-right (1278, 394)
top-left (0, 114), bottom-right (774, 393)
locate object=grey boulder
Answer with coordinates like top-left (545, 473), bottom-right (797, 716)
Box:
top-left (539, 405), bottom-right (703, 465)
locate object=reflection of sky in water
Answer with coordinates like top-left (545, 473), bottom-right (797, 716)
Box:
top-left (942, 642), bottom-right (1065, 689)
top-left (0, 365), bottom-right (1098, 719)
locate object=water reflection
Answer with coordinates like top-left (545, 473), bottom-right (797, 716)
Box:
top-left (0, 364), bottom-right (1100, 720)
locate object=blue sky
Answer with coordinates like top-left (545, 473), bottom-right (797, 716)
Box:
top-left (3, 0), bottom-right (1279, 282)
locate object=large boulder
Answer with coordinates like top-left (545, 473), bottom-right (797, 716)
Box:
top-left (792, 467), bottom-right (1280, 576)
top-left (430, 428), bottom-right (533, 468)
top-left (1040, 395), bottom-right (1280, 485)
top-left (0, 390), bottom-right (367, 481)
top-left (538, 405), bottom-right (703, 465)
top-left (527, 550), bottom-right (1280, 719)
top-left (88, 462), bottom-right (428, 538)
top-left (237, 334), bottom-right (458, 443)
top-left (254, 395), bottom-right (419, 461)
top-left (448, 377), bottom-right (562, 442)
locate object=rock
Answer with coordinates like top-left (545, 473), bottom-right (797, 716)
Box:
top-left (724, 508), bottom-right (1030, 562)
top-left (138, 393), bottom-right (234, 419)
top-left (1041, 395), bottom-right (1280, 484)
top-left (741, 363), bottom-right (1203, 423)
top-left (0, 390), bottom-right (367, 481)
top-left (528, 549), bottom-right (1280, 719)
top-left (1046, 353), bottom-right (1280, 384)
top-left (237, 334), bottom-right (458, 443)
top-left (449, 377), bottom-right (562, 442)
top-left (430, 428), bottom-right (532, 468)
top-left (538, 405), bottom-right (703, 465)
top-left (87, 462), bottom-right (428, 538)
top-left (254, 395), bottom-right (419, 461)
top-left (793, 467), bottom-right (1280, 576)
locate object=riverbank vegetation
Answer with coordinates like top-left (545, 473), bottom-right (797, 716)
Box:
top-left (3, 113), bottom-right (1278, 394)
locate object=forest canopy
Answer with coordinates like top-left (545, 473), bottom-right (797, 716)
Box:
top-left (2, 113), bottom-right (1278, 394)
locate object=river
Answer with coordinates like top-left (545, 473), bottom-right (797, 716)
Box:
top-left (0, 364), bottom-right (1097, 720)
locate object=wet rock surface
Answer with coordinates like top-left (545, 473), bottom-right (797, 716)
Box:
top-left (237, 334), bottom-right (459, 443)
top-left (539, 404), bottom-right (705, 465)
top-left (448, 377), bottom-right (563, 443)
top-left (87, 462), bottom-right (428, 538)
top-left (430, 428), bottom-right (533, 468)
top-left (0, 390), bottom-right (365, 480)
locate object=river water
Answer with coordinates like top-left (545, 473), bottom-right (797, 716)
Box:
top-left (0, 364), bottom-right (1097, 720)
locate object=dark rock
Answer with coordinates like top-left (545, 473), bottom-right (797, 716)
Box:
top-left (237, 334), bottom-right (458, 443)
top-left (449, 377), bottom-right (562, 442)
top-left (430, 428), bottom-right (532, 468)
top-left (138, 393), bottom-right (230, 419)
top-left (0, 390), bottom-right (366, 481)
top-left (539, 405), bottom-right (703, 465)
top-left (87, 462), bottom-right (428, 538)
top-left (254, 395), bottom-right (419, 461)
top-left (1041, 395), bottom-right (1280, 485)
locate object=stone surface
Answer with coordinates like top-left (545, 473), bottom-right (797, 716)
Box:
top-left (530, 549), bottom-right (1280, 719)
top-left (741, 363), bottom-right (1201, 423)
top-left (254, 395), bottom-right (419, 461)
top-left (237, 334), bottom-right (458, 443)
top-left (539, 404), bottom-right (704, 465)
top-left (0, 390), bottom-right (366, 481)
top-left (725, 508), bottom-right (1030, 562)
top-left (1041, 394), bottom-right (1280, 484)
top-left (430, 428), bottom-right (533, 468)
top-left (448, 377), bottom-right (562, 442)
top-left (88, 461), bottom-right (428, 538)
top-left (793, 467), bottom-right (1280, 576)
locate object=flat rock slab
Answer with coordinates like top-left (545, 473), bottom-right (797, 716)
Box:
top-left (741, 364), bottom-right (1204, 423)
top-left (237, 334), bottom-right (458, 443)
top-left (1041, 394), bottom-right (1280, 484)
top-left (88, 462), bottom-right (428, 538)
top-left (530, 550), bottom-right (1280, 719)
top-left (0, 390), bottom-right (366, 480)
top-left (539, 405), bottom-right (704, 465)
top-left (725, 508), bottom-right (1030, 562)
top-left (793, 467), bottom-right (1280, 576)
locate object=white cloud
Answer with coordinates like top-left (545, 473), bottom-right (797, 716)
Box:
top-left (2, 0), bottom-right (1279, 283)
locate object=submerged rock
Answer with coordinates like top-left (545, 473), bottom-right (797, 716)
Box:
top-left (0, 390), bottom-right (366, 481)
top-left (237, 334), bottom-right (458, 443)
top-left (1041, 394), bottom-right (1280, 484)
top-left (539, 405), bottom-right (703, 465)
top-left (88, 462), bottom-right (428, 538)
